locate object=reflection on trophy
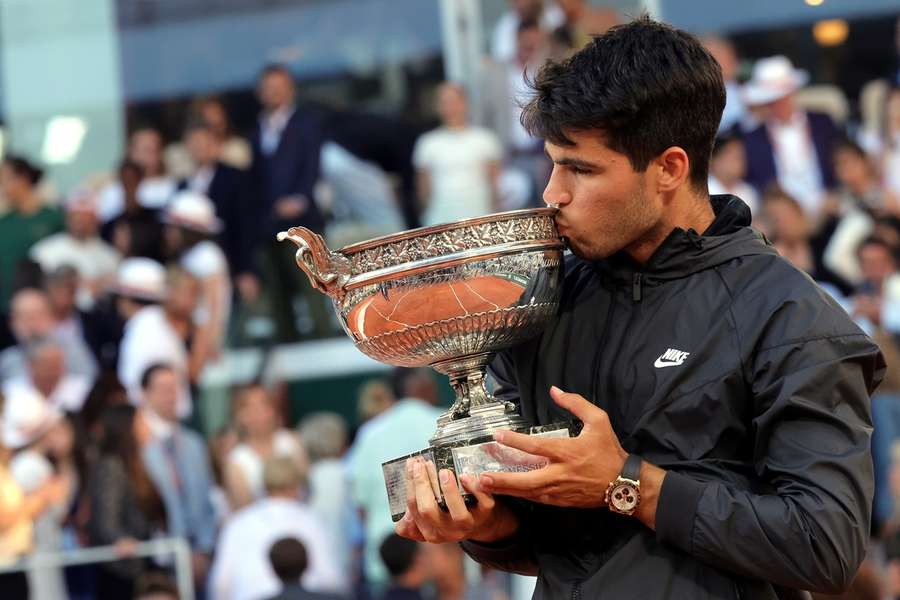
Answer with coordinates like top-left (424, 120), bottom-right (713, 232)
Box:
top-left (278, 208), bottom-right (574, 521)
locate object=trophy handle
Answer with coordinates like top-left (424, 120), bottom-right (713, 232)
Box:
top-left (276, 227), bottom-right (351, 301)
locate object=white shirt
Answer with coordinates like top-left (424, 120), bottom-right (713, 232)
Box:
top-left (308, 458), bottom-right (353, 572)
top-left (769, 112), bottom-right (826, 217)
top-left (490, 3), bottom-right (564, 62)
top-left (226, 430), bottom-right (304, 502)
top-left (118, 305), bottom-right (191, 418)
top-left (507, 63), bottom-right (540, 152)
top-left (260, 106), bottom-right (295, 156)
top-left (3, 375), bottom-right (92, 414)
top-left (413, 126), bottom-right (502, 226)
top-left (346, 399), bottom-right (445, 584)
top-left (209, 497), bottom-right (345, 600)
top-left (98, 176), bottom-right (177, 222)
top-left (188, 165), bottom-right (215, 196)
top-left (30, 233), bottom-right (121, 309)
top-left (181, 240), bottom-right (232, 333)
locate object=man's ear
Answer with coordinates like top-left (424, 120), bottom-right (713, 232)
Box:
top-left (654, 146), bottom-right (691, 194)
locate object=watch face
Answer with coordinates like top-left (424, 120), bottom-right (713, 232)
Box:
top-left (609, 482), bottom-right (640, 513)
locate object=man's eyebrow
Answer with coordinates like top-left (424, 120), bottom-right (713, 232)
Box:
top-left (549, 155), bottom-right (601, 170)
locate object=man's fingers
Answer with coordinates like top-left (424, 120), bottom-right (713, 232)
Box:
top-left (460, 473), bottom-right (495, 511)
top-left (493, 429), bottom-right (561, 461)
top-left (412, 459), bottom-right (441, 524)
top-left (479, 466), bottom-right (554, 498)
top-left (395, 513), bottom-right (426, 542)
top-left (439, 469), bottom-right (473, 527)
top-left (550, 385), bottom-right (607, 426)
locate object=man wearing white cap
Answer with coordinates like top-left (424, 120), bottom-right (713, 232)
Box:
top-left (114, 257), bottom-right (192, 418)
top-left (741, 55), bottom-right (839, 217)
top-left (30, 188), bottom-right (121, 310)
top-left (164, 190), bottom-right (232, 361)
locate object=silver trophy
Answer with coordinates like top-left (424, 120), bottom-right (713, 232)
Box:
top-left (278, 208), bottom-right (572, 520)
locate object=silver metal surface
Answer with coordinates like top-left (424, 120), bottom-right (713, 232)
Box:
top-left (277, 208), bottom-right (563, 444)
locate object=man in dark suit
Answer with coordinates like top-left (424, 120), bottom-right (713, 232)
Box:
top-left (179, 119), bottom-right (256, 296)
top-left (250, 64), bottom-right (332, 341)
top-left (265, 537), bottom-right (344, 600)
top-left (739, 55), bottom-right (840, 218)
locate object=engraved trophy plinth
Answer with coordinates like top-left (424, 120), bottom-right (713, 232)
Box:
top-left (278, 208), bottom-right (571, 521)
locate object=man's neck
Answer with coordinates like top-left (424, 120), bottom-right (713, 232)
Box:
top-left (625, 192), bottom-right (715, 264)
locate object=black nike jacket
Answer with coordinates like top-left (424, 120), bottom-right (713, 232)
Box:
top-left (462, 195), bottom-right (885, 599)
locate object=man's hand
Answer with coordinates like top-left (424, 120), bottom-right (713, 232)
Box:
top-left (478, 386), bottom-right (628, 508)
top-left (275, 195), bottom-right (309, 219)
top-left (395, 456), bottom-right (520, 544)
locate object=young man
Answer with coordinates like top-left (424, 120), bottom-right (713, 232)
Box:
top-left (397, 16), bottom-right (884, 598)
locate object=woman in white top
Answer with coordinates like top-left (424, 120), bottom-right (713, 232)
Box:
top-left (414, 82), bottom-right (503, 226)
top-left (225, 385), bottom-right (308, 510)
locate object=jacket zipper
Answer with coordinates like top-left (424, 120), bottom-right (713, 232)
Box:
top-left (632, 272), bottom-right (643, 302)
top-left (571, 582), bottom-right (582, 600)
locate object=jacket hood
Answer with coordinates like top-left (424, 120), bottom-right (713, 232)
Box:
top-left (594, 194), bottom-right (776, 283)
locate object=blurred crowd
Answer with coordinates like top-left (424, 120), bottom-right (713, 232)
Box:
top-left (1, 0), bottom-right (900, 598)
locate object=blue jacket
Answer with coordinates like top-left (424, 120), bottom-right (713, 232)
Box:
top-left (741, 110), bottom-right (839, 195)
top-left (142, 427), bottom-right (217, 553)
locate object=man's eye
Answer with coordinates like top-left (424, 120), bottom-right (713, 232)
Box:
top-left (570, 167), bottom-right (590, 175)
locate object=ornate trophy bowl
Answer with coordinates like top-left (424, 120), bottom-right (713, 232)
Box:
top-left (278, 208), bottom-right (568, 520)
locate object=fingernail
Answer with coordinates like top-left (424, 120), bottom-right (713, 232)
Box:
top-left (481, 475), bottom-right (494, 487)
top-left (439, 469), bottom-right (450, 484)
top-left (413, 461), bottom-right (422, 476)
top-left (494, 431), bottom-right (506, 443)
top-left (550, 385), bottom-right (562, 394)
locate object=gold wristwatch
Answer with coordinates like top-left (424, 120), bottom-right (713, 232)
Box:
top-left (605, 454), bottom-right (641, 516)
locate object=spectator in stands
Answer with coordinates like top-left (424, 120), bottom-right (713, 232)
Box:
top-left (822, 140), bottom-right (895, 284)
top-left (348, 368), bottom-right (443, 586)
top-left (225, 384), bottom-right (309, 510)
top-left (3, 338), bottom-right (92, 413)
top-left (30, 188), bottom-right (121, 310)
top-left (701, 35), bottom-right (749, 133)
top-left (3, 388), bottom-right (77, 600)
top-left (178, 119), bottom-right (255, 289)
top-left (208, 424), bottom-right (239, 526)
top-left (265, 537), bottom-right (345, 600)
top-left (414, 83), bottom-right (503, 226)
top-left (0, 400), bottom-right (68, 599)
top-left (102, 160), bottom-right (166, 263)
top-left (166, 96), bottom-right (253, 179)
top-left (758, 186), bottom-right (852, 297)
top-left (879, 87), bottom-right (900, 201)
top-left (163, 191), bottom-right (232, 363)
top-left (552, 0), bottom-right (618, 54)
top-left (708, 133), bottom-right (759, 216)
top-left (0, 287), bottom-right (98, 383)
top-left (210, 456), bottom-right (345, 600)
top-left (44, 265), bottom-right (123, 372)
top-left (491, 0), bottom-right (563, 63)
top-left (135, 364), bottom-right (216, 592)
top-left (99, 127), bottom-right (176, 222)
top-left (478, 19), bottom-right (553, 208)
top-left (378, 534), bottom-right (429, 600)
top-left (88, 404), bottom-right (167, 599)
top-left (356, 378), bottom-right (395, 426)
top-left (297, 412), bottom-right (353, 571)
top-left (0, 155), bottom-right (64, 315)
top-left (250, 63), bottom-right (332, 342)
top-left (133, 571), bottom-right (180, 600)
top-left (741, 56), bottom-right (840, 218)
top-left (114, 258), bottom-right (192, 418)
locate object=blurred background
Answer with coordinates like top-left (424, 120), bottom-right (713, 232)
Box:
top-left (0, 0), bottom-right (900, 599)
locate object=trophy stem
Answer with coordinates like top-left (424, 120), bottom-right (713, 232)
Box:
top-left (432, 353), bottom-right (494, 418)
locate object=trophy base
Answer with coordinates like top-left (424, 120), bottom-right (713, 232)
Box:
top-left (382, 420), bottom-right (580, 522)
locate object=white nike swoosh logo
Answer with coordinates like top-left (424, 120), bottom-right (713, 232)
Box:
top-left (653, 358), bottom-right (684, 368)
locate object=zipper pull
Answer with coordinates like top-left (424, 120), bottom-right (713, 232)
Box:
top-left (632, 272), bottom-right (642, 302)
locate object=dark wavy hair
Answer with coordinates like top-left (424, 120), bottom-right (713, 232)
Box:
top-left (2, 155), bottom-right (44, 185)
top-left (520, 15), bottom-right (725, 190)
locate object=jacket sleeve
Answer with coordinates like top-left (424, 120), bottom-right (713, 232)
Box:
top-left (460, 352), bottom-right (540, 575)
top-left (656, 333), bottom-right (883, 594)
